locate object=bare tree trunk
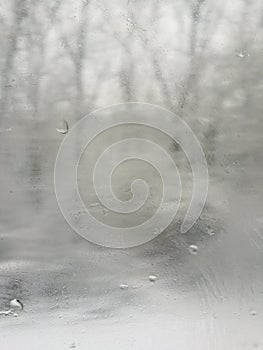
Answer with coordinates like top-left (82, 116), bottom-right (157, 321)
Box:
top-left (178, 0), bottom-right (205, 112)
top-left (0, 0), bottom-right (23, 119)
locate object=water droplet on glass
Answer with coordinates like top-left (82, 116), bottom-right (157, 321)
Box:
top-left (149, 275), bottom-right (157, 282)
top-left (0, 310), bottom-right (12, 316)
top-left (236, 50), bottom-right (246, 58)
top-left (189, 244), bottom-right (198, 255)
top-left (56, 120), bottom-right (69, 134)
top-left (70, 343), bottom-right (76, 349)
top-left (207, 227), bottom-right (215, 236)
top-left (120, 283), bottom-right (129, 290)
top-left (251, 310), bottom-right (257, 316)
top-left (10, 299), bottom-right (23, 310)
top-left (153, 228), bottom-right (159, 235)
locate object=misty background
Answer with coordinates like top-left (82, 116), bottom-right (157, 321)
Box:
top-left (0, 0), bottom-right (263, 349)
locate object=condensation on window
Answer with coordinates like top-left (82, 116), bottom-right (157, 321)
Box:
top-left (0, 0), bottom-right (262, 349)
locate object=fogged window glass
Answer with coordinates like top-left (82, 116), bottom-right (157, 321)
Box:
top-left (0, 0), bottom-right (262, 349)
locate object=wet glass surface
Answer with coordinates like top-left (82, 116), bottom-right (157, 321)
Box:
top-left (0, 0), bottom-right (263, 349)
